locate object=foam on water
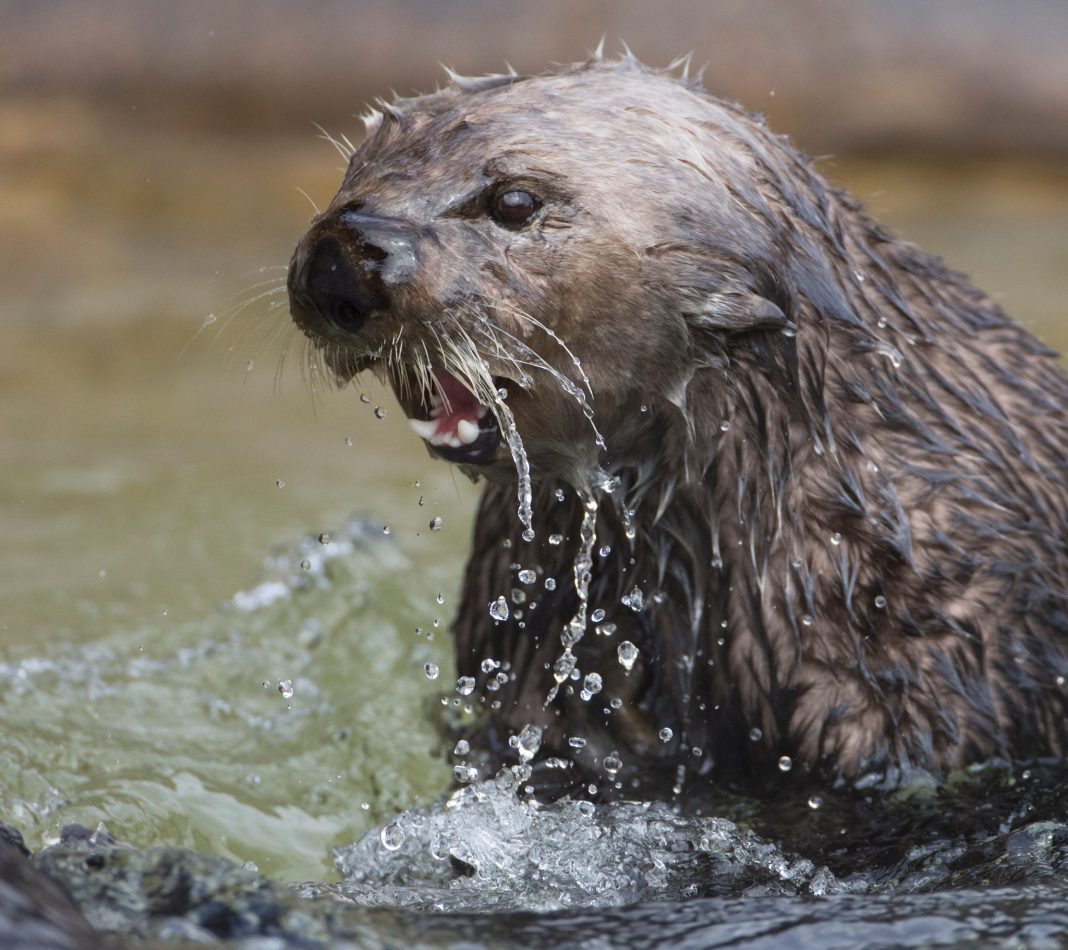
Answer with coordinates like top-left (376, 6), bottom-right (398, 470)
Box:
top-left (330, 773), bottom-right (848, 913)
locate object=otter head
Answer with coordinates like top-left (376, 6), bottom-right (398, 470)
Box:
top-left (287, 59), bottom-right (797, 489)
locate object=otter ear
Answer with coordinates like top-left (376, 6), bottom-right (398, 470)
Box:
top-left (691, 288), bottom-right (787, 333)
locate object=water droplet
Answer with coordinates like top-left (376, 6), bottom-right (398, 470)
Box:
top-left (456, 676), bottom-right (476, 696)
top-left (778, 756), bottom-right (793, 772)
top-left (808, 795), bottom-right (823, 810)
top-left (489, 596), bottom-right (510, 622)
top-left (603, 752), bottom-right (622, 775)
top-left (423, 663), bottom-right (439, 680)
top-left (597, 622), bottom-right (617, 637)
top-left (480, 658), bottom-right (498, 673)
top-left (359, 393), bottom-right (371, 404)
top-left (621, 586), bottom-right (644, 612)
top-left (318, 532), bottom-right (331, 545)
top-left (749, 727), bottom-right (763, 742)
top-left (591, 608), bottom-right (606, 623)
top-left (598, 545), bottom-right (612, 558)
top-left (344, 437), bottom-right (353, 447)
top-left (544, 577), bottom-right (557, 591)
top-left (617, 640), bottom-right (639, 671)
top-left (801, 614), bottom-right (814, 627)
top-left (874, 595), bottom-right (887, 609)
top-left (518, 569), bottom-right (536, 585)
top-left (830, 532), bottom-right (842, 546)
top-left (522, 528), bottom-right (535, 542)
top-left (553, 650), bottom-right (577, 683)
top-left (373, 406), bottom-right (386, 419)
top-left (548, 533), bottom-right (564, 546)
top-left (581, 672), bottom-right (603, 700)
top-left (658, 727), bottom-right (674, 743)
top-left (516, 723), bottom-right (542, 762)
top-left (1057, 675), bottom-right (1066, 687)
top-left (453, 739), bottom-right (470, 756)
top-left (453, 765), bottom-right (478, 784)
top-left (640, 404), bottom-right (648, 413)
top-left (382, 525), bottom-right (391, 535)
top-left (610, 697), bottom-right (623, 710)
top-left (568, 736), bottom-right (587, 750)
top-left (429, 516), bottom-right (443, 531)
top-left (435, 592), bottom-right (445, 605)
top-left (380, 821), bottom-right (405, 851)
top-left (878, 344), bottom-right (903, 367)
top-left (720, 420), bottom-right (731, 432)
top-left (417, 495), bottom-right (425, 506)
top-left (554, 488), bottom-right (566, 502)
top-left (277, 679), bottom-right (294, 699)
top-left (275, 479), bottom-right (285, 488)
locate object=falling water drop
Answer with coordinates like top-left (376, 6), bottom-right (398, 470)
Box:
top-left (617, 641), bottom-right (639, 671)
top-left (489, 596), bottom-right (510, 622)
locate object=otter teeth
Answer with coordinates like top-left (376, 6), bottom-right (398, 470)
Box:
top-left (408, 418), bottom-right (439, 441)
top-left (407, 414), bottom-right (484, 447)
top-left (456, 419), bottom-right (479, 444)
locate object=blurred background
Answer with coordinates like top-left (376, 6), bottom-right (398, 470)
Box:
top-left (1, 0), bottom-right (1066, 878)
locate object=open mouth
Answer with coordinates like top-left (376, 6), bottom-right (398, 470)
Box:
top-left (404, 368), bottom-right (503, 465)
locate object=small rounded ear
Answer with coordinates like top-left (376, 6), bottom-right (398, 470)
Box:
top-left (693, 287), bottom-right (787, 333)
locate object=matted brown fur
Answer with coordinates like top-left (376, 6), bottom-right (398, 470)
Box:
top-left (288, 55), bottom-right (1068, 790)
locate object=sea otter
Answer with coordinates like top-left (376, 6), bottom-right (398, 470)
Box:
top-left (287, 55), bottom-right (1068, 791)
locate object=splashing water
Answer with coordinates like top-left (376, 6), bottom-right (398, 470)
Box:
top-left (545, 491), bottom-right (599, 705)
top-left (492, 395), bottom-right (534, 539)
top-left (328, 773), bottom-right (847, 914)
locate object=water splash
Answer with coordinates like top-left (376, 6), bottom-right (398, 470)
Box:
top-left (545, 491), bottom-right (598, 705)
top-left (492, 395), bottom-right (534, 539)
top-left (330, 773), bottom-right (848, 913)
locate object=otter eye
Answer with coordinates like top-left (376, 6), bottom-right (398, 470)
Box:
top-left (492, 189), bottom-right (538, 228)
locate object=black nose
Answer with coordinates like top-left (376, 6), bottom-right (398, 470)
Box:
top-left (292, 234), bottom-right (385, 337)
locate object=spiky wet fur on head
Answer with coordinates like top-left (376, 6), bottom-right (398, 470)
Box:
top-left (295, 55), bottom-right (1068, 791)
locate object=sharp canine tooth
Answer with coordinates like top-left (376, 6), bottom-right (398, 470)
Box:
top-left (408, 418), bottom-right (438, 440)
top-left (456, 419), bottom-right (479, 444)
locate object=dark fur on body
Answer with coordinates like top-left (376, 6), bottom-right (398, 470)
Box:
top-left (287, 55), bottom-right (1068, 789)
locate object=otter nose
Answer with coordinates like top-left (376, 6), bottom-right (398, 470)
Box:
top-left (289, 211), bottom-right (419, 339)
top-left (300, 235), bottom-right (383, 336)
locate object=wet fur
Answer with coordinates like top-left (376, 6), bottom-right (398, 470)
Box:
top-left (291, 56), bottom-right (1068, 789)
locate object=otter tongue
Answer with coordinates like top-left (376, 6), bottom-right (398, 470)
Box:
top-left (407, 368), bottom-right (488, 448)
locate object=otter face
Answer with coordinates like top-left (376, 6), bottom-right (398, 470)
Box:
top-left (287, 62), bottom-right (790, 483)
